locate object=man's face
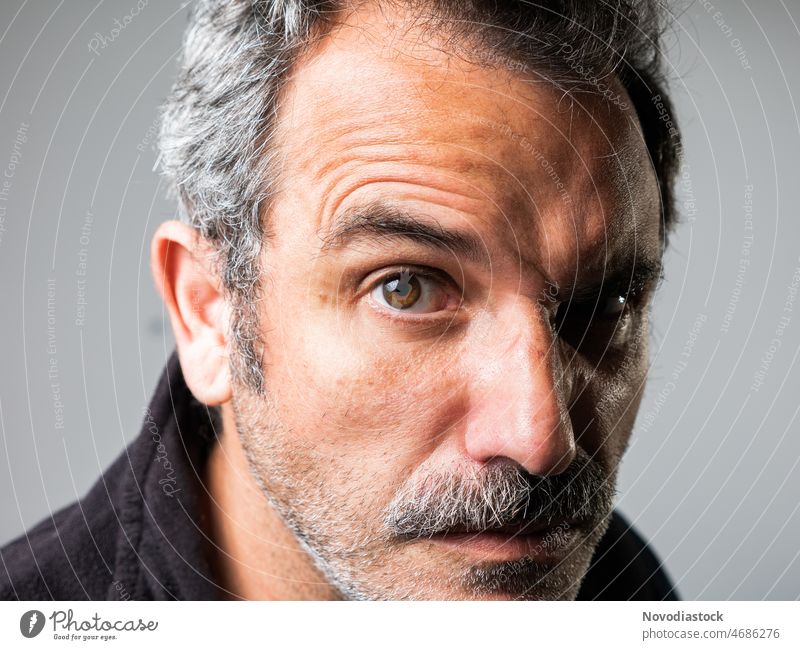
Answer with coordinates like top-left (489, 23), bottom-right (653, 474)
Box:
top-left (227, 6), bottom-right (662, 600)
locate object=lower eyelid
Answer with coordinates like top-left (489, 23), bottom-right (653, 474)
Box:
top-left (365, 296), bottom-right (460, 329)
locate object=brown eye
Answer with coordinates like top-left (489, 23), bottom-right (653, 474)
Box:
top-left (382, 270), bottom-right (421, 309)
top-left (370, 268), bottom-right (450, 314)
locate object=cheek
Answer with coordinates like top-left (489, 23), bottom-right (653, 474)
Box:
top-left (570, 321), bottom-right (649, 460)
top-left (262, 300), bottom-right (467, 462)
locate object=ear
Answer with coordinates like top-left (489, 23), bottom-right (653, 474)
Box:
top-left (150, 220), bottom-right (232, 406)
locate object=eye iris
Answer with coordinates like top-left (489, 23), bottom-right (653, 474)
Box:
top-left (383, 272), bottom-right (421, 309)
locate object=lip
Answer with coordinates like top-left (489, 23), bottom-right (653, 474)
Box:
top-left (427, 520), bottom-right (579, 562)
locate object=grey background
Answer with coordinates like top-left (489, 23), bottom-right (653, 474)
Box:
top-left (1, 1), bottom-right (798, 599)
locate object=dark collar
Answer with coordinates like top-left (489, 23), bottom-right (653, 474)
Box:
top-left (110, 348), bottom-right (222, 599)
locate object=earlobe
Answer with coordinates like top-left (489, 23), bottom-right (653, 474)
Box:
top-left (150, 220), bottom-right (232, 406)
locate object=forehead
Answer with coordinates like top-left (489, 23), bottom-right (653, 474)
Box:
top-left (270, 3), bottom-right (660, 275)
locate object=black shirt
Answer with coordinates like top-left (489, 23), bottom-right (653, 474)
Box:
top-left (0, 350), bottom-right (678, 600)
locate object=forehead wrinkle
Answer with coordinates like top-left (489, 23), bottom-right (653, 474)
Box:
top-left (539, 104), bottom-right (659, 270)
top-left (277, 37), bottom-right (572, 244)
top-left (310, 137), bottom-right (522, 198)
top-left (306, 134), bottom-right (533, 246)
top-left (277, 82), bottom-right (535, 223)
top-left (270, 1), bottom-right (660, 293)
top-left (275, 27), bottom-right (562, 191)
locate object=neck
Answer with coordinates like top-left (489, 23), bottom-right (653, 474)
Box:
top-left (202, 402), bottom-right (341, 600)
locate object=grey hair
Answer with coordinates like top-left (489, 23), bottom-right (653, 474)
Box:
top-left (157, 0), bottom-right (680, 395)
top-left (383, 451), bottom-right (615, 539)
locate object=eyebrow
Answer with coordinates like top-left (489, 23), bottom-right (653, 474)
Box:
top-left (317, 199), bottom-right (663, 295)
top-left (317, 200), bottom-right (489, 268)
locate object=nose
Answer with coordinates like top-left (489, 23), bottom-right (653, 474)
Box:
top-left (462, 302), bottom-right (576, 476)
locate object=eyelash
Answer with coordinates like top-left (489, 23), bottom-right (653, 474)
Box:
top-left (559, 286), bottom-right (646, 323)
top-left (572, 286), bottom-right (643, 314)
